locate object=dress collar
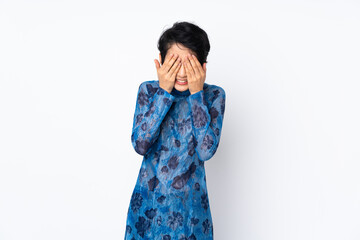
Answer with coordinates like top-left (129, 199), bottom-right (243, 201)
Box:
top-left (171, 88), bottom-right (191, 97)
top-left (169, 83), bottom-right (209, 97)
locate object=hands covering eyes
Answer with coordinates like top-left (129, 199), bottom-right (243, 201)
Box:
top-left (154, 53), bottom-right (207, 94)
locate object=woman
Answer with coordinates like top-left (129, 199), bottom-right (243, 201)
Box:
top-left (124, 21), bottom-right (226, 240)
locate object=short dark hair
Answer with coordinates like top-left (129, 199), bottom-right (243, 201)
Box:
top-left (157, 21), bottom-right (210, 66)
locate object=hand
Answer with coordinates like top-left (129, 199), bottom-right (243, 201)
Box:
top-left (154, 53), bottom-right (182, 93)
top-left (183, 54), bottom-right (207, 95)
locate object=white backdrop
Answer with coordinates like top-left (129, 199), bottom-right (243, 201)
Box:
top-left (1, 0), bottom-right (359, 239)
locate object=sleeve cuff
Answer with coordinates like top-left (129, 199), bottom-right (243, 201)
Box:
top-left (157, 86), bottom-right (176, 101)
top-left (187, 90), bottom-right (205, 106)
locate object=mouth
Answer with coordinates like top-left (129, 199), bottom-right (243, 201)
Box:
top-left (176, 79), bottom-right (188, 85)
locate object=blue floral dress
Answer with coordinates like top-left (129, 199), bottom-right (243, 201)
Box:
top-left (124, 80), bottom-right (226, 240)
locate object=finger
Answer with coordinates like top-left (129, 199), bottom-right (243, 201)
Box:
top-left (184, 56), bottom-right (195, 76)
top-left (154, 59), bottom-right (160, 70)
top-left (159, 53), bottom-right (172, 69)
top-left (163, 53), bottom-right (173, 65)
top-left (188, 54), bottom-right (201, 76)
top-left (163, 53), bottom-right (179, 73)
top-left (170, 59), bottom-right (182, 79)
top-left (192, 55), bottom-right (205, 75)
top-left (168, 57), bottom-right (182, 76)
top-left (184, 59), bottom-right (194, 79)
top-left (164, 54), bottom-right (178, 72)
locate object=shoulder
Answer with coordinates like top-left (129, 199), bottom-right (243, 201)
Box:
top-left (137, 80), bottom-right (160, 97)
top-left (203, 82), bottom-right (226, 102)
top-left (139, 80), bottom-right (159, 88)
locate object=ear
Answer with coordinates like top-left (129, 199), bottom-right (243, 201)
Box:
top-left (203, 62), bottom-right (207, 72)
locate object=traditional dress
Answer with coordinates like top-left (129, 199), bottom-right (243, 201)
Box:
top-left (124, 80), bottom-right (226, 240)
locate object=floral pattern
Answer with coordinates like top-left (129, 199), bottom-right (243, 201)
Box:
top-left (137, 90), bottom-right (149, 106)
top-left (202, 219), bottom-right (213, 235)
top-left (125, 80), bottom-right (226, 239)
top-left (191, 104), bottom-right (208, 128)
top-left (135, 216), bottom-right (151, 237)
top-left (178, 117), bottom-right (192, 135)
top-left (201, 193), bottom-right (209, 210)
top-left (167, 211), bottom-right (184, 230)
top-left (168, 155), bottom-right (179, 169)
top-left (130, 192), bottom-right (143, 213)
top-left (201, 134), bottom-right (214, 150)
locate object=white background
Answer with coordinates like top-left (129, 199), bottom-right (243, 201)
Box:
top-left (1, 0), bottom-right (359, 239)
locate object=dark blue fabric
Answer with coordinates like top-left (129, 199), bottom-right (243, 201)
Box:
top-left (125, 80), bottom-right (226, 239)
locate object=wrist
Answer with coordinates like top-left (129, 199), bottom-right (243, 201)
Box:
top-left (159, 84), bottom-right (172, 94)
top-left (190, 89), bottom-right (203, 95)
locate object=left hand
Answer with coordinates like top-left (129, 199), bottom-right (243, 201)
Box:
top-left (183, 54), bottom-right (207, 95)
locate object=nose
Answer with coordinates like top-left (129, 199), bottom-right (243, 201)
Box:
top-left (177, 61), bottom-right (186, 78)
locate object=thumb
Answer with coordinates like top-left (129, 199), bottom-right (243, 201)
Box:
top-left (154, 59), bottom-right (159, 69)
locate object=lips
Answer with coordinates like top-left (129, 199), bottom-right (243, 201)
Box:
top-left (176, 79), bottom-right (188, 85)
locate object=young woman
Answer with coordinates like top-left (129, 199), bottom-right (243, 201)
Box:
top-left (124, 21), bottom-right (226, 240)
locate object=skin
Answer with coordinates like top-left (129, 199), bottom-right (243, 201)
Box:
top-left (154, 43), bottom-right (207, 95)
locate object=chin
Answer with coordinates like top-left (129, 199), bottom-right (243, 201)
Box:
top-left (174, 82), bottom-right (189, 91)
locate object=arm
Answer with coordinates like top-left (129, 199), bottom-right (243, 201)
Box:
top-left (186, 87), bottom-right (226, 161)
top-left (131, 82), bottom-right (175, 156)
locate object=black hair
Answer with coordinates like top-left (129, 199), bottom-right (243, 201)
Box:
top-left (157, 21), bottom-right (210, 66)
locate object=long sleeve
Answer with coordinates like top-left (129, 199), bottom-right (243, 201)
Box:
top-left (186, 87), bottom-right (226, 161)
top-left (131, 82), bottom-right (175, 156)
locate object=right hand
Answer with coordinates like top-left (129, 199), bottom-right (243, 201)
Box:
top-left (154, 53), bottom-right (182, 93)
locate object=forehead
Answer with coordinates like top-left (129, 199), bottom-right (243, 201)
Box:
top-left (167, 43), bottom-right (195, 56)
